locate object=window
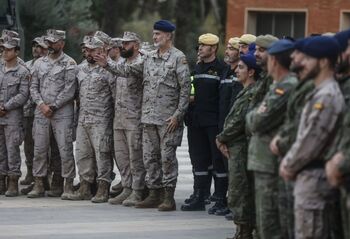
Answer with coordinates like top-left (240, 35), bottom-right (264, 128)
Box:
top-left (247, 11), bottom-right (306, 39)
top-left (341, 11), bottom-right (350, 30)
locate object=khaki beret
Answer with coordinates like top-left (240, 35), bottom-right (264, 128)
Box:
top-left (255, 34), bottom-right (279, 49)
top-left (239, 34), bottom-right (256, 45)
top-left (198, 33), bottom-right (219, 45)
top-left (228, 37), bottom-right (240, 50)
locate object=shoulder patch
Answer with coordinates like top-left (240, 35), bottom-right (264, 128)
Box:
top-left (313, 102), bottom-right (324, 110)
top-left (181, 58), bottom-right (188, 65)
top-left (275, 88), bottom-right (285, 95)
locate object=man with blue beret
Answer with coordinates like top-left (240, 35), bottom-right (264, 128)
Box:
top-left (216, 53), bottom-right (260, 239)
top-left (326, 29), bottom-right (350, 239)
top-left (246, 39), bottom-right (298, 239)
top-left (270, 37), bottom-right (315, 239)
top-left (280, 36), bottom-right (344, 239)
top-left (95, 19), bottom-right (191, 211)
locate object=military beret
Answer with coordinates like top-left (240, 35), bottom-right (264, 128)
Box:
top-left (94, 31), bottom-right (111, 45)
top-left (301, 36), bottom-right (340, 62)
top-left (334, 29), bottom-right (350, 52)
top-left (32, 36), bottom-right (48, 49)
top-left (1, 36), bottom-right (20, 49)
top-left (228, 37), bottom-right (240, 49)
top-left (153, 20), bottom-right (176, 32)
top-left (84, 37), bottom-right (104, 49)
top-left (294, 38), bottom-right (309, 51)
top-left (268, 39), bottom-right (295, 55)
top-left (198, 33), bottom-right (219, 45)
top-left (255, 34), bottom-right (279, 49)
top-left (45, 29), bottom-right (66, 42)
top-left (240, 53), bottom-right (260, 71)
top-left (239, 34), bottom-right (256, 45)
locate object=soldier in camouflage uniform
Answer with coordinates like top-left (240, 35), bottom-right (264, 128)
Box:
top-left (67, 37), bottom-right (114, 203)
top-left (29, 29), bottom-right (77, 199)
top-left (216, 54), bottom-right (260, 239)
top-left (107, 32), bottom-right (146, 206)
top-left (325, 29), bottom-right (350, 239)
top-left (96, 20), bottom-right (191, 211)
top-left (280, 36), bottom-right (344, 239)
top-left (21, 36), bottom-right (48, 186)
top-left (269, 38), bottom-right (314, 239)
top-left (0, 37), bottom-right (30, 196)
top-left (247, 39), bottom-right (298, 239)
top-left (0, 30), bottom-right (25, 66)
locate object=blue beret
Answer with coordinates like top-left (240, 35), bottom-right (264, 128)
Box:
top-left (268, 39), bottom-right (294, 55)
top-left (248, 42), bottom-right (256, 54)
top-left (294, 38), bottom-right (310, 51)
top-left (240, 53), bottom-right (260, 72)
top-left (153, 20), bottom-right (176, 32)
top-left (302, 36), bottom-right (340, 61)
top-left (334, 29), bottom-right (350, 52)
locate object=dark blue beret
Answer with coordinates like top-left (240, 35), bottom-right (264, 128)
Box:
top-left (268, 39), bottom-right (294, 55)
top-left (302, 36), bottom-right (340, 61)
top-left (294, 38), bottom-right (310, 51)
top-left (240, 53), bottom-right (260, 72)
top-left (153, 20), bottom-right (176, 32)
top-left (334, 29), bottom-right (350, 52)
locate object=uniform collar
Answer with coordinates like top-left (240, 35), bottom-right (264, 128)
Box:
top-left (152, 47), bottom-right (172, 61)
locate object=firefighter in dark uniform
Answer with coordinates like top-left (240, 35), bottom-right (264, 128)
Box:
top-left (181, 33), bottom-right (228, 213)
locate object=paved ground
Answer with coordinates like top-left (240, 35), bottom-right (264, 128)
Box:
top-left (0, 129), bottom-right (234, 239)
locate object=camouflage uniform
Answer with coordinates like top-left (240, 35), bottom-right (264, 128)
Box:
top-left (105, 46), bottom-right (191, 189)
top-left (75, 63), bottom-right (114, 183)
top-left (0, 62), bottom-right (30, 176)
top-left (247, 73), bottom-right (298, 239)
top-left (30, 53), bottom-right (77, 179)
top-left (217, 83), bottom-right (255, 226)
top-left (113, 54), bottom-right (145, 190)
top-left (275, 80), bottom-right (314, 239)
top-left (282, 79), bottom-right (344, 239)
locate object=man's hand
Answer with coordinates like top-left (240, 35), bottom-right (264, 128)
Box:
top-left (326, 152), bottom-right (345, 187)
top-left (270, 135), bottom-right (281, 156)
top-left (39, 103), bottom-right (53, 118)
top-left (166, 116), bottom-right (178, 133)
top-left (94, 51), bottom-right (108, 68)
top-left (216, 138), bottom-right (229, 159)
top-left (257, 102), bottom-right (267, 114)
top-left (279, 159), bottom-right (295, 181)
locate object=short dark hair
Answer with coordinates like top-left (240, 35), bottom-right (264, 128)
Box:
top-left (273, 49), bottom-right (294, 69)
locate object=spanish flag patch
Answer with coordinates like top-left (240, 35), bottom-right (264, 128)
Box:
top-left (313, 103), bottom-right (324, 110)
top-left (275, 88), bottom-right (285, 95)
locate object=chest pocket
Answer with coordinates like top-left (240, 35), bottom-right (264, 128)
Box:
top-left (7, 78), bottom-right (21, 98)
top-left (50, 66), bottom-right (65, 83)
top-left (91, 74), bottom-right (106, 93)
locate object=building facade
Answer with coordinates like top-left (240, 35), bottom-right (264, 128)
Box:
top-left (226, 0), bottom-right (350, 39)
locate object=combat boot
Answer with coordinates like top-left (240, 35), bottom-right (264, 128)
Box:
top-left (135, 188), bottom-right (162, 208)
top-left (47, 174), bottom-right (64, 197)
top-left (158, 187), bottom-right (176, 211)
top-left (108, 187), bottom-right (132, 205)
top-left (5, 175), bottom-right (19, 197)
top-left (208, 197), bottom-right (227, 214)
top-left (27, 177), bottom-right (45, 198)
top-left (227, 223), bottom-right (253, 239)
top-left (181, 190), bottom-right (205, 211)
top-left (67, 180), bottom-right (92, 200)
top-left (20, 166), bottom-right (34, 185)
top-left (20, 183), bottom-right (34, 195)
top-left (122, 189), bottom-right (143, 207)
top-left (0, 175), bottom-right (6, 195)
top-left (91, 180), bottom-right (109, 203)
top-left (110, 181), bottom-right (123, 197)
top-left (61, 178), bottom-right (74, 200)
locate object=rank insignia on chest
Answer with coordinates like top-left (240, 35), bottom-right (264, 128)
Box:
top-left (313, 102), bottom-right (324, 110)
top-left (275, 88), bottom-right (285, 95)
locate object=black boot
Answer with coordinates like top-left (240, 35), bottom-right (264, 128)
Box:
top-left (208, 197), bottom-right (227, 215)
top-left (181, 190), bottom-right (206, 211)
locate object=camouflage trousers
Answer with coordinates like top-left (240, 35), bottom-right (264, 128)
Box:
top-left (23, 116), bottom-right (34, 168)
top-left (227, 143), bottom-right (255, 225)
top-left (75, 122), bottom-right (113, 183)
top-left (32, 116), bottom-right (75, 179)
top-left (114, 128), bottom-right (145, 190)
top-left (0, 124), bottom-right (24, 176)
top-left (254, 171), bottom-right (282, 239)
top-left (294, 169), bottom-right (343, 239)
top-left (142, 123), bottom-right (183, 189)
top-left (278, 178), bottom-right (295, 239)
